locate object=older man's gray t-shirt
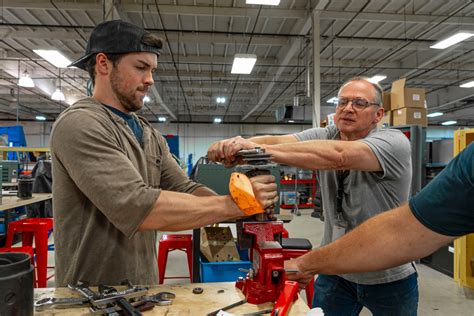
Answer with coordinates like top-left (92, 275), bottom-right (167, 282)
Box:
top-left (294, 125), bottom-right (415, 285)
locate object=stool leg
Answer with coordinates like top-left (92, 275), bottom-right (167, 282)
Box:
top-left (185, 245), bottom-right (193, 282)
top-left (5, 228), bottom-right (14, 247)
top-left (22, 232), bottom-right (34, 247)
top-left (305, 277), bottom-right (315, 308)
top-left (157, 246), bottom-right (168, 284)
top-left (34, 228), bottom-right (49, 288)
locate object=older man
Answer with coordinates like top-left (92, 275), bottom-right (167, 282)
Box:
top-left (207, 76), bottom-right (417, 315)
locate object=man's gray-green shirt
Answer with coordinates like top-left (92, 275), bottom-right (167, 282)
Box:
top-left (51, 98), bottom-right (204, 286)
top-left (295, 125), bottom-right (415, 285)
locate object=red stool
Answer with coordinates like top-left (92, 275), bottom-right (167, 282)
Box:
top-left (282, 238), bottom-right (314, 308)
top-left (6, 218), bottom-right (54, 288)
top-left (0, 246), bottom-right (36, 287)
top-left (157, 234), bottom-right (192, 284)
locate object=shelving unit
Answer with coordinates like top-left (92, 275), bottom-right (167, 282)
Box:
top-left (279, 166), bottom-right (317, 212)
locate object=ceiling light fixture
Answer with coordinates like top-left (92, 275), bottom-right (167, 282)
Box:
top-left (158, 116), bottom-right (167, 122)
top-left (231, 54), bottom-right (257, 74)
top-left (430, 32), bottom-right (474, 49)
top-left (18, 70), bottom-right (35, 88)
top-left (143, 95), bottom-right (151, 103)
top-left (441, 120), bottom-right (457, 126)
top-left (288, 120), bottom-right (295, 123)
top-left (246, 0), bottom-right (280, 5)
top-left (51, 88), bottom-right (65, 101)
top-left (368, 75), bottom-right (387, 84)
top-left (427, 112), bottom-right (444, 118)
top-left (35, 115), bottom-right (46, 121)
top-left (33, 49), bottom-right (72, 68)
top-left (326, 97), bottom-right (339, 104)
top-left (460, 80), bottom-right (474, 88)
top-left (216, 97), bottom-right (226, 104)
top-left (213, 117), bottom-right (222, 124)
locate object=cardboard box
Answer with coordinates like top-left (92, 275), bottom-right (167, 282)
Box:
top-left (382, 92), bottom-right (391, 111)
top-left (390, 78), bottom-right (425, 110)
top-left (378, 110), bottom-right (392, 128)
top-left (200, 227), bottom-right (240, 262)
top-left (392, 107), bottom-right (427, 127)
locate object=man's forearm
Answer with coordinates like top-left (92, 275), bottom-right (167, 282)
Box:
top-left (295, 204), bottom-right (455, 275)
top-left (139, 190), bottom-right (241, 231)
top-left (263, 140), bottom-right (380, 171)
top-left (248, 134), bottom-right (297, 145)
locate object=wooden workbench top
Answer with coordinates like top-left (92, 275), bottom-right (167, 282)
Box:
top-left (0, 193), bottom-right (52, 211)
top-left (34, 282), bottom-right (309, 315)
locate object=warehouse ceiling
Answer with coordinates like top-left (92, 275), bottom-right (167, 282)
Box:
top-left (1, 0), bottom-right (474, 126)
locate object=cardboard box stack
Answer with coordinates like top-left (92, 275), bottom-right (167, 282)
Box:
top-left (390, 78), bottom-right (427, 127)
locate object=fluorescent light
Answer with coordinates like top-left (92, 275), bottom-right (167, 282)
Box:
top-left (460, 80), bottom-right (474, 88)
top-left (143, 95), bottom-right (151, 102)
top-left (231, 54), bottom-right (257, 74)
top-left (51, 88), bottom-right (65, 101)
top-left (441, 120), bottom-right (457, 126)
top-left (246, 0), bottom-right (280, 5)
top-left (216, 97), bottom-right (226, 104)
top-left (158, 116), bottom-right (167, 122)
top-left (427, 112), bottom-right (443, 118)
top-left (33, 49), bottom-right (72, 68)
top-left (18, 71), bottom-right (35, 87)
top-left (327, 97), bottom-right (338, 104)
top-left (288, 120), bottom-right (295, 123)
top-left (368, 75), bottom-right (387, 84)
top-left (430, 32), bottom-right (474, 49)
top-left (213, 117), bottom-right (222, 124)
top-left (35, 115), bottom-right (46, 121)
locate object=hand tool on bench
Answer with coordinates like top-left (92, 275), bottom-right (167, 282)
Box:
top-left (229, 148), bottom-right (300, 316)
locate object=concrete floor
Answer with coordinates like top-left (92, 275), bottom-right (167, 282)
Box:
top-left (45, 209), bottom-right (474, 315)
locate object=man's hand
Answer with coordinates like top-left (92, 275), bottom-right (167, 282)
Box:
top-left (207, 136), bottom-right (260, 167)
top-left (249, 174), bottom-right (278, 210)
top-left (284, 259), bottom-right (314, 289)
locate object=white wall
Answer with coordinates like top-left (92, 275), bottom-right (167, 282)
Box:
top-left (0, 121), bottom-right (53, 148)
top-left (1, 120), bottom-right (468, 166)
top-left (0, 121), bottom-right (308, 164)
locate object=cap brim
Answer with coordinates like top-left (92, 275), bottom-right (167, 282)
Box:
top-left (68, 53), bottom-right (93, 70)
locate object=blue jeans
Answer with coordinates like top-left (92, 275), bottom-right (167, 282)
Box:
top-left (313, 273), bottom-right (418, 316)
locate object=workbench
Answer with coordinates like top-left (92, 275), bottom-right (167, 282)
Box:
top-left (0, 193), bottom-right (52, 211)
top-left (34, 282), bottom-right (309, 315)
top-left (0, 193), bottom-right (53, 245)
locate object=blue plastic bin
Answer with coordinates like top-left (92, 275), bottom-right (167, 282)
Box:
top-left (200, 247), bottom-right (252, 282)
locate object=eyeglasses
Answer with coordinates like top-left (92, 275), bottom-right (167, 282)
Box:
top-left (337, 97), bottom-right (379, 111)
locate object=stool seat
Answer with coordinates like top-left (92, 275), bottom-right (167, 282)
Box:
top-left (281, 238), bottom-right (312, 250)
top-left (158, 234), bottom-right (193, 284)
top-left (6, 218), bottom-right (54, 288)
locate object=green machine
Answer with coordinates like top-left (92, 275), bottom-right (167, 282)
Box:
top-left (193, 162), bottom-right (281, 214)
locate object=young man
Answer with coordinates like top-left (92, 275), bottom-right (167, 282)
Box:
top-left (284, 142), bottom-right (474, 286)
top-left (51, 20), bottom-right (278, 287)
top-left (207, 77), bottom-right (418, 315)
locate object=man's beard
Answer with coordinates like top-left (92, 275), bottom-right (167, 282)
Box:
top-left (110, 68), bottom-right (145, 112)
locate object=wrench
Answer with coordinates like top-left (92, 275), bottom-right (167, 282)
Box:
top-left (34, 297), bottom-right (89, 311)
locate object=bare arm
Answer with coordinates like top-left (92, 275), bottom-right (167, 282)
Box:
top-left (138, 190), bottom-right (241, 231)
top-left (138, 174), bottom-right (278, 231)
top-left (289, 204), bottom-right (455, 276)
top-left (248, 134), bottom-right (298, 145)
top-left (265, 139), bottom-right (381, 171)
top-left (207, 134), bottom-right (297, 165)
top-left (208, 134), bottom-right (380, 171)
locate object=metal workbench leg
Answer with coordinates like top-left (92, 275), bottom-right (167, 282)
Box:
top-left (192, 228), bottom-right (201, 283)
